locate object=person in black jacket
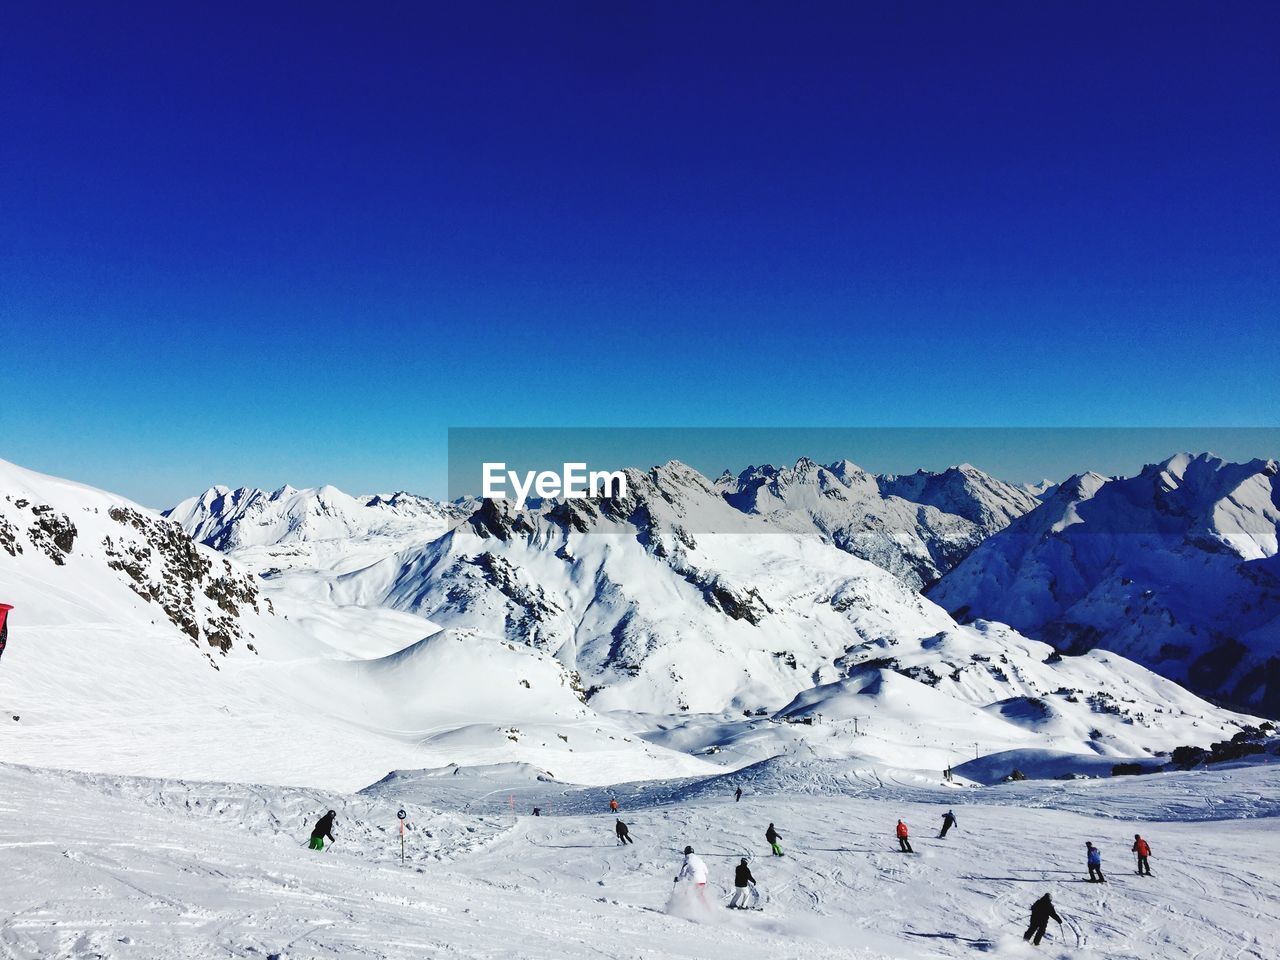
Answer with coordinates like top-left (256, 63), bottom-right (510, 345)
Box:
top-left (766, 823), bottom-right (783, 856)
top-left (615, 819), bottom-right (633, 844)
top-left (938, 810), bottom-right (958, 838)
top-left (1023, 893), bottom-right (1061, 945)
top-left (728, 857), bottom-right (757, 909)
top-left (309, 810), bottom-right (336, 850)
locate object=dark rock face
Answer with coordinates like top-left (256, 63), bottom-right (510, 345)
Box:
top-left (103, 506), bottom-right (267, 662)
top-left (24, 503), bottom-right (78, 564)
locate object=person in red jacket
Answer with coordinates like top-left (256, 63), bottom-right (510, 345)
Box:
top-left (896, 819), bottom-right (913, 853)
top-left (1132, 834), bottom-right (1152, 875)
top-left (0, 603), bottom-right (12, 667)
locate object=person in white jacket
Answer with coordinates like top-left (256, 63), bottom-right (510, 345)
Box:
top-left (676, 845), bottom-right (709, 903)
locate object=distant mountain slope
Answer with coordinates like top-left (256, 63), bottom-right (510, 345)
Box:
top-left (930, 453), bottom-right (1280, 716)
top-left (166, 483), bottom-right (457, 551)
top-left (878, 462), bottom-right (1041, 529)
top-left (164, 484), bottom-right (463, 602)
top-left (717, 458), bottom-right (1038, 589)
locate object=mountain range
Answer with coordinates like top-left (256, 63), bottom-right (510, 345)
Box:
top-left (1, 451), bottom-right (1274, 793)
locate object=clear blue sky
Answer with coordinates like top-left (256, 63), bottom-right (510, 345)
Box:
top-left (1, 2), bottom-right (1276, 506)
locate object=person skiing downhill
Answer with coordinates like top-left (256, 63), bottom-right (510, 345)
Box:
top-left (734, 786), bottom-right (742, 802)
top-left (1023, 893), bottom-right (1061, 945)
top-left (309, 810), bottom-right (336, 851)
top-left (1132, 834), bottom-right (1152, 875)
top-left (609, 797), bottom-right (619, 813)
top-left (1086, 841), bottom-right (1105, 882)
top-left (728, 857), bottom-right (758, 909)
top-left (896, 819), bottom-right (913, 853)
top-left (615, 819), bottom-right (633, 845)
top-left (765, 822), bottom-right (783, 856)
top-left (676, 846), bottom-right (709, 904)
top-left (938, 810), bottom-right (958, 838)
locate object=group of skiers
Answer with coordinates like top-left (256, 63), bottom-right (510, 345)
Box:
top-left (1021, 835), bottom-right (1154, 945)
top-left (304, 788), bottom-right (1157, 946)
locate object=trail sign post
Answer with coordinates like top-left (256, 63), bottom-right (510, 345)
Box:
top-left (397, 808), bottom-right (407, 864)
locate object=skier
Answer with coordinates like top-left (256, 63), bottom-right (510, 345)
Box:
top-left (532, 807), bottom-right (541, 817)
top-left (1023, 893), bottom-right (1061, 946)
top-left (1132, 834), bottom-right (1152, 875)
top-left (0, 602), bottom-right (12, 666)
top-left (896, 819), bottom-right (913, 853)
top-left (938, 809), bottom-right (958, 838)
top-left (728, 857), bottom-right (758, 910)
top-left (735, 786), bottom-right (742, 802)
top-left (609, 797), bottom-right (619, 813)
top-left (309, 810), bottom-right (336, 851)
top-left (676, 845), bottom-right (709, 904)
top-left (1085, 841), bottom-right (1105, 882)
top-left (615, 819), bottom-right (633, 844)
top-left (765, 822), bottom-right (783, 856)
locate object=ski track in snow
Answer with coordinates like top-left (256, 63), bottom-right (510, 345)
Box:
top-left (1, 762), bottom-right (1277, 960)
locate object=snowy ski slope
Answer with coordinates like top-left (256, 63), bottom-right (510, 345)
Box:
top-left (1, 760), bottom-right (1276, 959)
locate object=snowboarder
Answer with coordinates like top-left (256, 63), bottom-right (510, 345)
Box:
top-left (1023, 893), bottom-right (1061, 946)
top-left (1086, 841), bottom-right (1105, 882)
top-left (309, 810), bottom-right (336, 851)
top-left (609, 797), bottom-right (619, 813)
top-left (615, 819), bottom-right (633, 844)
top-left (765, 822), bottom-right (783, 856)
top-left (728, 857), bottom-right (758, 909)
top-left (938, 809), bottom-right (958, 838)
top-left (1132, 834), bottom-right (1152, 875)
top-left (532, 807), bottom-right (541, 817)
top-left (676, 845), bottom-right (709, 904)
top-left (0, 603), bottom-right (12, 666)
top-left (896, 819), bottom-right (913, 853)
top-left (734, 786), bottom-right (742, 802)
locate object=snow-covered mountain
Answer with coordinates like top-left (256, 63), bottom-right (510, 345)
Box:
top-left (878, 462), bottom-right (1041, 530)
top-left (172, 459), bottom-right (1037, 597)
top-left (4, 453), bottom-right (1265, 796)
top-left (1022, 478), bottom-right (1059, 499)
top-left (164, 483), bottom-right (465, 608)
top-left (717, 459), bottom-right (1037, 589)
top-left (167, 483), bottom-right (458, 551)
top-left (0, 458), bottom-right (711, 789)
top-left (1, 460), bottom-right (277, 669)
top-left (930, 453), bottom-right (1280, 717)
top-left (295, 460), bottom-right (1260, 762)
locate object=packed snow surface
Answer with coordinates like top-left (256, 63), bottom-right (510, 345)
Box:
top-left (1, 759), bottom-right (1277, 959)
